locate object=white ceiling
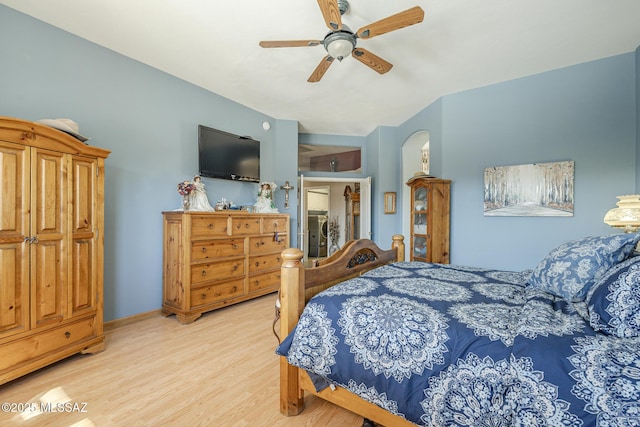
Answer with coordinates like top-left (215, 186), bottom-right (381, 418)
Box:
top-left (2, 0), bottom-right (640, 136)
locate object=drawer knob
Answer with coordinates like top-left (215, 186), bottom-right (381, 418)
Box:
top-left (201, 247), bottom-right (207, 253)
top-left (208, 223), bottom-right (214, 229)
top-left (232, 265), bottom-right (238, 271)
top-left (201, 270), bottom-right (207, 277)
top-left (65, 331), bottom-right (71, 339)
top-left (232, 243), bottom-right (238, 249)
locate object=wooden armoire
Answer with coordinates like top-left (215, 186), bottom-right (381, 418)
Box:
top-left (0, 117), bottom-right (110, 384)
top-left (406, 176), bottom-right (451, 263)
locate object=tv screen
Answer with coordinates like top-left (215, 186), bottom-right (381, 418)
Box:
top-left (198, 125), bottom-right (260, 183)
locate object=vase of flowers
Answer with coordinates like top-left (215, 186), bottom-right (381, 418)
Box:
top-left (328, 217), bottom-right (340, 255)
top-left (177, 180), bottom-right (195, 211)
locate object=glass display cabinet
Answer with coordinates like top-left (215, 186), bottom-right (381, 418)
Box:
top-left (406, 176), bottom-right (451, 263)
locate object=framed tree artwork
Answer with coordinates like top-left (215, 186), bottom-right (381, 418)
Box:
top-left (484, 160), bottom-right (574, 216)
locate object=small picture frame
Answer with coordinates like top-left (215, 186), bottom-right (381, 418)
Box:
top-left (384, 192), bottom-right (396, 214)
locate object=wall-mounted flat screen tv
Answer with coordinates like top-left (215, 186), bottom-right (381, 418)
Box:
top-left (198, 125), bottom-right (260, 183)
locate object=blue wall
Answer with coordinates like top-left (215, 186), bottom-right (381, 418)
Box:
top-left (444, 54), bottom-right (636, 270)
top-left (0, 6), bottom-right (299, 320)
top-left (391, 54), bottom-right (638, 270)
top-left (366, 126), bottom-right (402, 246)
top-left (1, 5), bottom-right (638, 320)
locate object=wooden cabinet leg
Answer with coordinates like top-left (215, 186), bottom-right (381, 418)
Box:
top-left (176, 312), bottom-right (201, 324)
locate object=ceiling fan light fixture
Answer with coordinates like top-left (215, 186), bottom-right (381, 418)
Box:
top-left (324, 28), bottom-right (355, 61)
top-left (261, 3), bottom-right (425, 82)
top-left (327, 38), bottom-right (353, 61)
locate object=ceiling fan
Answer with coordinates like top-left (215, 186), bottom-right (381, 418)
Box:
top-left (259, 0), bottom-right (424, 82)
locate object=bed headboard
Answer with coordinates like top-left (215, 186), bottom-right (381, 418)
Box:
top-left (278, 235), bottom-right (405, 416)
top-left (281, 235), bottom-right (405, 304)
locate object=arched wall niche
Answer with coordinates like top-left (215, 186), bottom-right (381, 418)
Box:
top-left (401, 130), bottom-right (430, 258)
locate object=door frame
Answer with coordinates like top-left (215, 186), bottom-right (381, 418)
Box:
top-left (298, 175), bottom-right (371, 261)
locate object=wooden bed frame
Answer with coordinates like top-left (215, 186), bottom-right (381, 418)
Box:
top-left (278, 235), bottom-right (416, 426)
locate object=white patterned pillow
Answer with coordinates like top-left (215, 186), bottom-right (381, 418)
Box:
top-left (527, 234), bottom-right (640, 302)
top-left (585, 256), bottom-right (640, 338)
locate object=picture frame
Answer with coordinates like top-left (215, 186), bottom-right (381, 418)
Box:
top-left (484, 160), bottom-right (574, 216)
top-left (384, 192), bottom-right (396, 214)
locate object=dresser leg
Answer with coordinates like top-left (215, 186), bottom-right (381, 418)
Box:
top-left (176, 312), bottom-right (202, 324)
top-left (81, 339), bottom-right (106, 354)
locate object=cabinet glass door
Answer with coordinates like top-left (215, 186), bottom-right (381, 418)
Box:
top-left (412, 186), bottom-right (428, 260)
top-left (413, 236), bottom-right (427, 259)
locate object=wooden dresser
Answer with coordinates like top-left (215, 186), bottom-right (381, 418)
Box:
top-left (162, 211), bottom-right (289, 324)
top-left (0, 116), bottom-right (110, 384)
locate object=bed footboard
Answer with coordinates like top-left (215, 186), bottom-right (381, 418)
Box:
top-left (279, 235), bottom-right (405, 417)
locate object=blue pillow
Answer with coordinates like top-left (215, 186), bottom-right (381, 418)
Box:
top-left (527, 234), bottom-right (640, 302)
top-left (585, 255), bottom-right (640, 338)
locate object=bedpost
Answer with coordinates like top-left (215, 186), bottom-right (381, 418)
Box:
top-left (392, 234), bottom-right (405, 261)
top-left (279, 248), bottom-right (305, 416)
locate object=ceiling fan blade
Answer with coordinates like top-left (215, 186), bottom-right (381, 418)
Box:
top-left (259, 40), bottom-right (322, 48)
top-left (351, 48), bottom-right (393, 75)
top-left (308, 55), bottom-right (335, 82)
top-left (356, 6), bottom-right (424, 39)
top-left (317, 0), bottom-right (342, 31)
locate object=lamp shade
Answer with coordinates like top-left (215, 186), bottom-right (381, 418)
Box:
top-left (604, 195), bottom-right (640, 233)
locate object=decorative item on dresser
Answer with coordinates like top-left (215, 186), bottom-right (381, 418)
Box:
top-left (406, 173), bottom-right (451, 262)
top-left (0, 116), bottom-right (110, 385)
top-left (254, 181), bottom-right (279, 213)
top-left (162, 211), bottom-right (289, 324)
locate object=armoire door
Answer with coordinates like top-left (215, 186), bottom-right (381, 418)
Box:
top-left (0, 141), bottom-right (29, 338)
top-left (31, 148), bottom-right (67, 329)
top-left (70, 156), bottom-right (99, 317)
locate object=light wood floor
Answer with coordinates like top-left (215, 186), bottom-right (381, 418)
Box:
top-left (0, 294), bottom-right (365, 426)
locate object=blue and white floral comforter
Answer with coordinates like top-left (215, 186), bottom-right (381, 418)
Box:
top-left (276, 262), bottom-right (640, 426)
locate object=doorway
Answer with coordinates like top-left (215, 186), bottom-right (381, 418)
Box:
top-left (299, 176), bottom-right (371, 261)
top-left (305, 186), bottom-right (329, 259)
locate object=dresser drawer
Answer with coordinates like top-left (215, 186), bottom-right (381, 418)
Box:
top-left (191, 216), bottom-right (229, 237)
top-left (249, 252), bottom-right (283, 273)
top-left (262, 217), bottom-right (289, 233)
top-left (191, 258), bottom-right (244, 285)
top-left (191, 279), bottom-right (244, 307)
top-left (230, 217), bottom-right (261, 235)
top-left (248, 270), bottom-right (281, 293)
top-left (191, 238), bottom-right (244, 261)
top-left (248, 235), bottom-right (288, 255)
